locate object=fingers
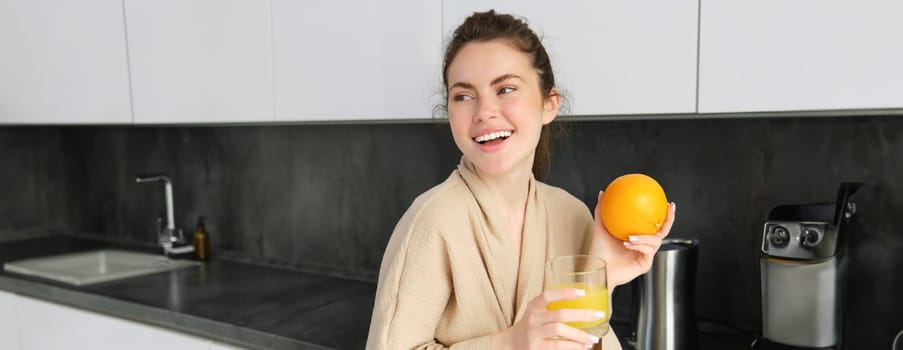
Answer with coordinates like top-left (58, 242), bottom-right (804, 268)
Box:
top-left (548, 340), bottom-right (597, 350)
top-left (622, 240), bottom-right (657, 257)
top-left (624, 233), bottom-right (663, 247)
top-left (539, 322), bottom-right (601, 348)
top-left (623, 228), bottom-right (665, 257)
top-left (656, 202), bottom-right (677, 238)
top-left (522, 291), bottom-right (604, 348)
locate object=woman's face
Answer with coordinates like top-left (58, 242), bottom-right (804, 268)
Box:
top-left (445, 40), bottom-right (559, 179)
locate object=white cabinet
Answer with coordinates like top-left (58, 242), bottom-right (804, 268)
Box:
top-left (273, 0), bottom-right (442, 121)
top-left (442, 1), bottom-right (699, 116)
top-left (11, 0), bottom-right (903, 124)
top-left (0, 0), bottom-right (132, 124)
top-left (124, 0), bottom-right (274, 124)
top-left (16, 295), bottom-right (211, 350)
top-left (0, 291), bottom-right (19, 349)
top-left (698, 0), bottom-right (903, 113)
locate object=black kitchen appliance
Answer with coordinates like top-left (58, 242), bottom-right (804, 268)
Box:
top-left (760, 182), bottom-right (861, 349)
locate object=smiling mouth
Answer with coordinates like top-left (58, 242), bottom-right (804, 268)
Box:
top-left (473, 130), bottom-right (513, 144)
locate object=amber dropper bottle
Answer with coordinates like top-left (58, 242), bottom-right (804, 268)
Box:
top-left (193, 217), bottom-right (210, 261)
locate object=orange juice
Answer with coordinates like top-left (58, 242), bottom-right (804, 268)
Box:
top-left (546, 282), bottom-right (609, 329)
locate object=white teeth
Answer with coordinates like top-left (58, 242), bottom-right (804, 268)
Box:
top-left (474, 131), bottom-right (512, 143)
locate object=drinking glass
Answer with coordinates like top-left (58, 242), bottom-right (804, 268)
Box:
top-left (546, 255), bottom-right (609, 337)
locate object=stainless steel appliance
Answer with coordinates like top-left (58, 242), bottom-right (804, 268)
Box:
top-left (634, 238), bottom-right (699, 350)
top-left (760, 183), bottom-right (861, 349)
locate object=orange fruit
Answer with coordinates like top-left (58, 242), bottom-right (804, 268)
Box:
top-left (597, 173), bottom-right (668, 241)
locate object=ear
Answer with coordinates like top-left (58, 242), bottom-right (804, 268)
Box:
top-left (541, 87), bottom-right (561, 125)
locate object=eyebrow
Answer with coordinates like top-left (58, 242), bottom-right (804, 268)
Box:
top-left (448, 74), bottom-right (525, 91)
top-left (491, 74), bottom-right (524, 86)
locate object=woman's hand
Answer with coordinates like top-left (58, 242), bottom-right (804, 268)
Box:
top-left (591, 191), bottom-right (676, 288)
top-left (491, 288), bottom-right (604, 350)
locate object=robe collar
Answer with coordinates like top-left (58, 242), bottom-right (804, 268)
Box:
top-left (456, 157), bottom-right (548, 325)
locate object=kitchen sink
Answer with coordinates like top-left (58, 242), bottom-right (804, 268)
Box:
top-left (3, 249), bottom-right (199, 286)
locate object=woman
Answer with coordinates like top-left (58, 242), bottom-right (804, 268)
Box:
top-left (367, 10), bottom-right (675, 350)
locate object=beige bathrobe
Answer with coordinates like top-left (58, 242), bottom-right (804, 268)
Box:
top-left (367, 159), bottom-right (621, 350)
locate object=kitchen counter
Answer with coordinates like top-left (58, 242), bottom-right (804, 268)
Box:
top-left (0, 236), bottom-right (375, 350)
top-left (1, 236), bottom-right (754, 350)
top-left (610, 312), bottom-right (757, 350)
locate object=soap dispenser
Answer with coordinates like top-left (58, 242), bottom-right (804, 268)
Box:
top-left (193, 217), bottom-right (210, 261)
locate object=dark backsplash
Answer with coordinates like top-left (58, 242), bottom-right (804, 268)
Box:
top-left (0, 128), bottom-right (70, 241)
top-left (2, 115), bottom-right (901, 348)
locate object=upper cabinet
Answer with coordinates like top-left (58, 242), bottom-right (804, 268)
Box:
top-left (272, 0), bottom-right (442, 121)
top-left (698, 0), bottom-right (903, 113)
top-left (124, 0), bottom-right (274, 124)
top-left (6, 1), bottom-right (903, 124)
top-left (442, 1), bottom-right (699, 116)
top-left (0, 0), bottom-right (132, 124)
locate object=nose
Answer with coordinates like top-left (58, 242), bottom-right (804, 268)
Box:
top-left (474, 95), bottom-right (500, 122)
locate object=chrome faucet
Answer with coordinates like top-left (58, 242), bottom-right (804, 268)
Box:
top-left (136, 174), bottom-right (194, 256)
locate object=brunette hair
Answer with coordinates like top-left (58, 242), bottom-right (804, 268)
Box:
top-left (440, 10), bottom-right (565, 180)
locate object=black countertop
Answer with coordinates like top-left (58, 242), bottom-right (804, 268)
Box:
top-left (0, 236), bottom-right (375, 350)
top-left (611, 321), bottom-right (757, 350)
top-left (1, 236), bottom-right (755, 350)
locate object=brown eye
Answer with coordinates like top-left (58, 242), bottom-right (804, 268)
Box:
top-left (498, 86), bottom-right (516, 95)
top-left (453, 94), bottom-right (474, 102)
